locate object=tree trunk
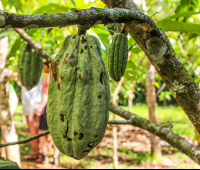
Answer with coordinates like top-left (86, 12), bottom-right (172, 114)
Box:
top-left (146, 59), bottom-right (162, 160)
top-left (128, 81), bottom-right (136, 112)
top-left (112, 77), bottom-right (124, 169)
top-left (0, 1), bottom-right (21, 166)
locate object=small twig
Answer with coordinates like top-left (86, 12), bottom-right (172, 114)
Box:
top-left (39, 28), bottom-right (52, 44)
top-left (0, 130), bottom-right (49, 148)
top-left (0, 120), bottom-right (132, 148)
top-left (128, 43), bottom-right (136, 51)
top-left (108, 120), bottom-right (133, 124)
top-left (156, 83), bottom-right (166, 97)
top-left (151, 12), bottom-right (159, 18)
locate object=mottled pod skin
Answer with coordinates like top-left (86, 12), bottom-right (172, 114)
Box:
top-left (47, 34), bottom-right (110, 160)
top-left (108, 33), bottom-right (128, 81)
top-left (18, 43), bottom-right (43, 90)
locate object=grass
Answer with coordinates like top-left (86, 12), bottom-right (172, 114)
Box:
top-left (119, 104), bottom-right (195, 138)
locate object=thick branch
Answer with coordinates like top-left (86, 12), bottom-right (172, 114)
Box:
top-left (109, 103), bottom-right (200, 165)
top-left (0, 8), bottom-right (156, 30)
top-left (14, 28), bottom-right (53, 61)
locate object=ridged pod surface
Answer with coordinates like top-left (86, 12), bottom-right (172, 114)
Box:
top-left (108, 33), bottom-right (128, 81)
top-left (18, 43), bottom-right (43, 90)
top-left (47, 34), bottom-right (110, 160)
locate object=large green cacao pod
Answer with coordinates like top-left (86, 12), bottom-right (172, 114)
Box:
top-left (47, 34), bottom-right (110, 160)
top-left (108, 33), bottom-right (128, 81)
top-left (18, 43), bottom-right (43, 90)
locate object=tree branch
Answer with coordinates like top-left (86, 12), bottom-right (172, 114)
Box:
top-left (14, 28), bottom-right (53, 61)
top-left (156, 83), bottom-right (166, 97)
top-left (0, 130), bottom-right (49, 148)
top-left (109, 103), bottom-right (200, 165)
top-left (0, 8), bottom-right (156, 30)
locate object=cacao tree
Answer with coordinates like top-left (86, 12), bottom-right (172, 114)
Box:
top-left (2, 0), bottom-right (200, 165)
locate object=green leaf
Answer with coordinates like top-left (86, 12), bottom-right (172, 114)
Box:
top-left (32, 3), bottom-right (72, 14)
top-left (7, 37), bottom-right (22, 61)
top-left (130, 47), bottom-right (142, 54)
top-left (156, 20), bottom-right (200, 34)
top-left (123, 61), bottom-right (138, 81)
top-left (0, 29), bottom-right (15, 39)
top-left (160, 11), bottom-right (200, 21)
top-left (70, 0), bottom-right (76, 6)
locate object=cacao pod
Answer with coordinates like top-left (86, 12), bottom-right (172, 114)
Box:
top-left (108, 33), bottom-right (128, 81)
top-left (18, 43), bottom-right (43, 90)
top-left (47, 34), bottom-right (110, 160)
top-left (0, 157), bottom-right (20, 169)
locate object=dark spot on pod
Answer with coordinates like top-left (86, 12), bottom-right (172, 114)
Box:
top-left (76, 46), bottom-right (78, 49)
top-left (100, 72), bottom-right (103, 85)
top-left (71, 155), bottom-right (73, 157)
top-left (71, 54), bottom-right (75, 59)
top-left (79, 74), bottom-right (82, 80)
top-left (88, 142), bottom-right (94, 148)
top-left (51, 60), bottom-right (58, 81)
top-left (79, 133), bottom-right (84, 140)
top-left (72, 36), bottom-right (76, 39)
top-left (63, 59), bottom-right (68, 64)
top-left (61, 76), bottom-right (64, 80)
top-left (33, 81), bottom-right (36, 84)
top-left (80, 49), bottom-right (84, 53)
top-left (74, 132), bottom-right (77, 135)
top-left (82, 37), bottom-right (87, 44)
top-left (66, 53), bottom-right (69, 58)
top-left (60, 114), bottom-right (64, 122)
top-left (90, 46), bottom-right (93, 48)
top-left (58, 83), bottom-right (60, 90)
top-left (20, 68), bottom-right (23, 70)
top-left (85, 45), bottom-right (87, 49)
top-left (76, 67), bottom-right (79, 71)
top-left (83, 150), bottom-right (89, 153)
top-left (98, 95), bottom-right (101, 98)
top-left (67, 138), bottom-right (72, 141)
top-left (95, 135), bottom-right (98, 138)
top-left (27, 62), bottom-right (29, 64)
top-left (86, 70), bottom-right (88, 74)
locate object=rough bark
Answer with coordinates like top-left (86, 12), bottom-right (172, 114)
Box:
top-left (146, 60), bottom-right (162, 159)
top-left (0, 8), bottom-right (156, 29)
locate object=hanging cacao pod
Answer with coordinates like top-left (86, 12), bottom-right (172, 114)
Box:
top-left (18, 43), bottom-right (43, 90)
top-left (47, 34), bottom-right (110, 160)
top-left (108, 33), bottom-right (128, 81)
